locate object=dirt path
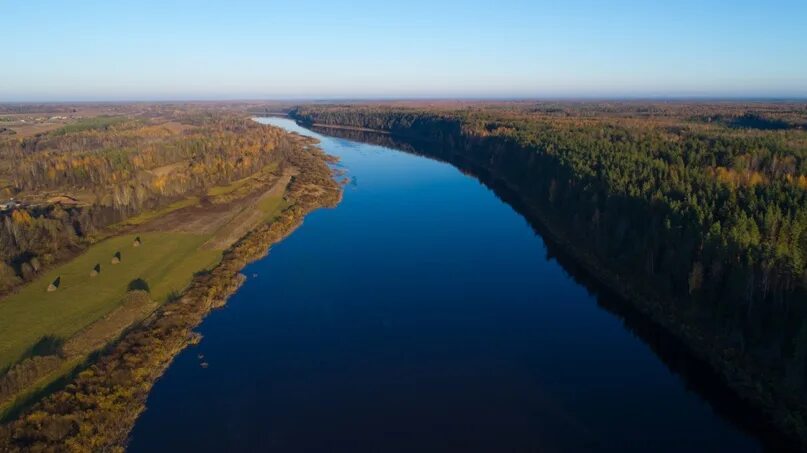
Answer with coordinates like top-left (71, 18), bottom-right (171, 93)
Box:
top-left (202, 169), bottom-right (295, 250)
top-left (63, 292), bottom-right (157, 357)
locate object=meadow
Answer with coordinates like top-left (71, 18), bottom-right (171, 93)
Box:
top-left (0, 232), bottom-right (220, 370)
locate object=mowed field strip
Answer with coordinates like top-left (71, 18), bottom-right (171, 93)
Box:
top-left (0, 232), bottom-right (220, 369)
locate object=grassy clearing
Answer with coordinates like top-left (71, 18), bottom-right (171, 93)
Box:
top-left (0, 232), bottom-right (220, 370)
top-left (207, 175), bottom-right (254, 198)
top-left (258, 195), bottom-right (288, 222)
top-left (207, 162), bottom-right (280, 200)
top-left (50, 116), bottom-right (128, 136)
top-left (50, 117), bottom-right (121, 136)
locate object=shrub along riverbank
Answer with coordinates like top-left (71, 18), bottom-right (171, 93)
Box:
top-left (0, 128), bottom-right (341, 451)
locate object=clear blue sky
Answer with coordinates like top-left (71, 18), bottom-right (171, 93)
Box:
top-left (2, 0), bottom-right (806, 101)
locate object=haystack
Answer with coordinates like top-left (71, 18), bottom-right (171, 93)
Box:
top-left (133, 236), bottom-right (141, 247)
top-left (90, 263), bottom-right (101, 277)
top-left (111, 251), bottom-right (121, 264)
top-left (47, 276), bottom-right (61, 292)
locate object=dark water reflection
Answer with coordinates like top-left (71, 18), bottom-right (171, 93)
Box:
top-left (127, 118), bottom-right (784, 452)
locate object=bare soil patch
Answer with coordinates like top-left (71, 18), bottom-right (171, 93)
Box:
top-left (137, 168), bottom-right (296, 250)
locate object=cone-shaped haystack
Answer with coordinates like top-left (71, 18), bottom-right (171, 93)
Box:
top-left (133, 236), bottom-right (141, 247)
top-left (111, 251), bottom-right (121, 264)
top-left (90, 263), bottom-right (101, 277)
top-left (47, 276), bottom-right (61, 292)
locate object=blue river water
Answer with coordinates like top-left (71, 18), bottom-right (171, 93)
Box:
top-left (127, 118), bottom-right (766, 452)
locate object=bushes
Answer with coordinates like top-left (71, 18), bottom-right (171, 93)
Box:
top-left (27, 337), bottom-right (64, 359)
top-left (0, 356), bottom-right (63, 407)
top-left (0, 263), bottom-right (20, 292)
top-left (0, 336), bottom-right (65, 407)
top-left (126, 279), bottom-right (150, 293)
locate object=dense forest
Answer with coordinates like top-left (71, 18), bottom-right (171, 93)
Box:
top-left (291, 102), bottom-right (807, 443)
top-left (0, 112), bottom-right (301, 293)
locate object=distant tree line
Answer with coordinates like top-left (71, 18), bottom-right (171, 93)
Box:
top-left (292, 105), bottom-right (807, 306)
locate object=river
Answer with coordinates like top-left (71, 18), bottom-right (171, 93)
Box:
top-left (127, 117), bottom-right (773, 452)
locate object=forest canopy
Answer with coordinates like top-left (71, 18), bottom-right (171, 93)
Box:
top-left (292, 102), bottom-right (807, 305)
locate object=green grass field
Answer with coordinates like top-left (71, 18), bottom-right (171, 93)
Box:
top-left (0, 232), bottom-right (220, 369)
top-left (258, 196), bottom-right (288, 222)
top-left (50, 116), bottom-right (128, 136)
top-left (207, 162), bottom-right (279, 199)
top-left (207, 175), bottom-right (254, 198)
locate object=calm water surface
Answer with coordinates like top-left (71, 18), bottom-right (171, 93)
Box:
top-left (128, 118), bottom-right (765, 452)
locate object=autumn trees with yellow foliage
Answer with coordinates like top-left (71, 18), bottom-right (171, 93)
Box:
top-left (0, 112), bottom-right (295, 292)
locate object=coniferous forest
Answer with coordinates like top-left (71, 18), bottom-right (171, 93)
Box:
top-left (290, 102), bottom-right (807, 443)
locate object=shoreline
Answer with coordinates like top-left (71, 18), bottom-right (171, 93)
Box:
top-left (0, 161), bottom-right (292, 418)
top-left (490, 168), bottom-right (806, 449)
top-left (449, 138), bottom-right (804, 449)
top-left (0, 132), bottom-right (342, 451)
top-left (292, 117), bottom-right (807, 450)
top-left (309, 123), bottom-right (392, 135)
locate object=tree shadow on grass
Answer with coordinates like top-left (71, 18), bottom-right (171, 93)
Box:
top-left (127, 278), bottom-right (150, 293)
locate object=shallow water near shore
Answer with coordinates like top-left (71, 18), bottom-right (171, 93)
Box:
top-left (127, 118), bottom-right (770, 452)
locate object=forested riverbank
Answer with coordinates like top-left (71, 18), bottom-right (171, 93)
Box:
top-left (0, 110), bottom-right (311, 417)
top-left (290, 103), bottom-right (807, 447)
top-left (0, 111), bottom-right (342, 451)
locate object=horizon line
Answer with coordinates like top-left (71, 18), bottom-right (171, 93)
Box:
top-left (2, 95), bottom-right (807, 105)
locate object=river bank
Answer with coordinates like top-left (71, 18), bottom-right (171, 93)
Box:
top-left (291, 113), bottom-right (807, 450)
top-left (126, 117), bottom-right (778, 451)
top-left (0, 113), bottom-right (306, 420)
top-left (0, 130), bottom-right (342, 452)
